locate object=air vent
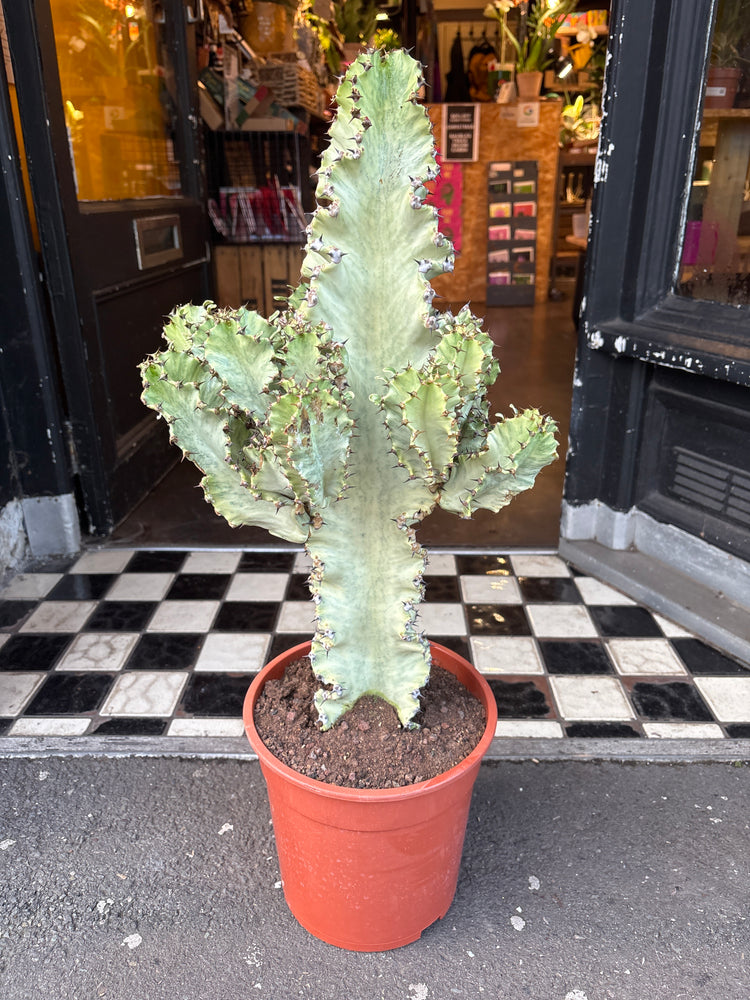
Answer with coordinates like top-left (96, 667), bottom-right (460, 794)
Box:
top-left (670, 447), bottom-right (750, 527)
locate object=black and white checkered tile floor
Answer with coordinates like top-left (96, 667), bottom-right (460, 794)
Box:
top-left (1, 548), bottom-right (749, 742)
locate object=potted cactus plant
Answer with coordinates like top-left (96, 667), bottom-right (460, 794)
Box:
top-left (140, 49), bottom-right (557, 951)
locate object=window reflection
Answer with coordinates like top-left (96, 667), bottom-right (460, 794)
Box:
top-left (50, 0), bottom-right (181, 202)
top-left (677, 0), bottom-right (750, 306)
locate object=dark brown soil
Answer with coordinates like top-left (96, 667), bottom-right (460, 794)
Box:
top-left (253, 656), bottom-right (487, 790)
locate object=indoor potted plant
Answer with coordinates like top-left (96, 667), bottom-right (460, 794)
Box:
top-left (705, 0), bottom-right (749, 108)
top-left (484, 0), bottom-right (577, 99)
top-left (140, 48), bottom-right (557, 950)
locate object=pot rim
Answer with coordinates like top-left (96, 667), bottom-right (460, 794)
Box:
top-left (243, 639), bottom-right (498, 803)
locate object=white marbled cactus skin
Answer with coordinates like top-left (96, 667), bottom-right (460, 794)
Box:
top-left (141, 50), bottom-right (557, 729)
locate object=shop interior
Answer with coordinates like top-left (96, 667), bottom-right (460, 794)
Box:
top-left (37, 0), bottom-right (750, 546)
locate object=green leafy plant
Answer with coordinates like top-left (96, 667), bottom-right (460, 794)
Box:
top-left (484, 0), bottom-right (577, 72)
top-left (333, 0), bottom-right (379, 44)
top-left (372, 26), bottom-right (401, 51)
top-left (560, 93), bottom-right (600, 146)
top-left (711, 0), bottom-right (750, 68)
top-left (140, 50), bottom-right (557, 730)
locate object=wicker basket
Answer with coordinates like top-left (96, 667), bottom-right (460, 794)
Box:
top-left (256, 59), bottom-right (323, 117)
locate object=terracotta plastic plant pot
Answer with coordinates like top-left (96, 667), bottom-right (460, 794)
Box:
top-left (515, 70), bottom-right (543, 100)
top-left (243, 640), bottom-right (498, 952)
top-left (704, 66), bottom-right (742, 109)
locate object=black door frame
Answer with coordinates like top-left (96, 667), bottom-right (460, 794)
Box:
top-left (561, 0), bottom-right (750, 662)
top-left (3, 0), bottom-right (208, 535)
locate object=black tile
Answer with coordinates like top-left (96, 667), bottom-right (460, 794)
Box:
top-left (26, 556), bottom-right (77, 574)
top-left (588, 606), bottom-right (663, 638)
top-left (672, 638), bottom-right (750, 676)
top-left (424, 575), bottom-right (461, 602)
top-left (725, 723), bottom-right (750, 738)
top-left (518, 577), bottom-right (582, 603)
top-left (285, 574), bottom-right (310, 601)
top-left (0, 634), bottom-right (72, 672)
top-left (267, 634), bottom-right (311, 661)
top-left (125, 550), bottom-right (188, 573)
top-left (24, 673), bottom-right (114, 715)
top-left (455, 554), bottom-right (512, 576)
top-left (84, 602), bottom-right (156, 632)
top-left (539, 640), bottom-right (614, 675)
top-left (487, 678), bottom-right (552, 718)
top-left (125, 633), bottom-right (203, 671)
top-left (628, 681), bottom-right (714, 722)
top-left (47, 574), bottom-right (116, 601)
top-left (167, 574), bottom-right (231, 601)
top-left (0, 601), bottom-right (37, 628)
top-left (180, 673), bottom-right (253, 716)
top-left (93, 717), bottom-right (168, 736)
top-left (467, 604), bottom-right (530, 636)
top-left (0, 718), bottom-right (13, 735)
top-left (238, 552), bottom-right (296, 572)
top-left (213, 602), bottom-right (278, 632)
top-left (429, 637), bottom-right (472, 662)
top-left (565, 721), bottom-right (642, 738)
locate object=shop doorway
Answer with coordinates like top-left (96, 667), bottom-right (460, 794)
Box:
top-left (4, 0), bottom-right (210, 535)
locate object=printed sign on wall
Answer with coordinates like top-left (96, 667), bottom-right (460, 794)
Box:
top-left (442, 104), bottom-right (480, 162)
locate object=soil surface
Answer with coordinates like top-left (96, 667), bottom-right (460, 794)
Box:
top-left (253, 656), bottom-right (487, 789)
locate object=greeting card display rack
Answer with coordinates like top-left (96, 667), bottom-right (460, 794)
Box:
top-left (486, 160), bottom-right (538, 305)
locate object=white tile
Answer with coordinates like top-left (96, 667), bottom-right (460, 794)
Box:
top-left (527, 604), bottom-right (598, 639)
top-left (694, 677), bottom-right (750, 723)
top-left (167, 718), bottom-right (245, 737)
top-left (70, 550), bottom-right (135, 574)
top-left (56, 633), bottom-right (139, 672)
top-left (608, 639), bottom-right (687, 676)
top-left (0, 573), bottom-right (62, 600)
top-left (550, 676), bottom-right (634, 721)
top-left (106, 573), bottom-right (175, 602)
top-left (225, 573), bottom-right (290, 602)
top-left (20, 601), bottom-right (96, 633)
top-left (574, 577), bottom-right (636, 605)
top-left (470, 636), bottom-right (544, 674)
top-left (293, 551), bottom-right (313, 574)
top-left (424, 553), bottom-right (457, 575)
top-left (460, 575), bottom-right (522, 604)
top-left (10, 717), bottom-right (91, 736)
top-left (194, 634), bottom-right (270, 673)
top-left (495, 719), bottom-right (564, 738)
top-left (182, 551), bottom-right (242, 574)
top-left (643, 722), bottom-right (725, 739)
top-left (510, 554), bottom-right (570, 578)
top-left (276, 601), bottom-right (316, 633)
top-left (0, 673), bottom-right (45, 716)
top-left (417, 602), bottom-right (466, 636)
top-left (101, 671), bottom-right (187, 717)
top-left (146, 601), bottom-right (219, 633)
top-left (652, 613), bottom-right (695, 638)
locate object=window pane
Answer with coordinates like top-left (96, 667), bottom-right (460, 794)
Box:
top-left (50, 0), bottom-right (182, 201)
top-left (676, 0), bottom-right (750, 306)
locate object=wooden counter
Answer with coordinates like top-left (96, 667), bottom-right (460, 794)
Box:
top-left (428, 101), bottom-right (562, 305)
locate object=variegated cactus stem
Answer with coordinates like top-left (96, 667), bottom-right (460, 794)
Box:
top-left (140, 49), bottom-right (558, 731)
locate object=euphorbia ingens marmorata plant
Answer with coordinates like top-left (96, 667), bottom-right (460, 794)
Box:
top-left (140, 49), bottom-right (557, 730)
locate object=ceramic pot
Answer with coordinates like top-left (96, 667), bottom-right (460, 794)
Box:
top-left (243, 640), bottom-right (498, 952)
top-left (704, 66), bottom-right (742, 109)
top-left (515, 70), bottom-right (543, 100)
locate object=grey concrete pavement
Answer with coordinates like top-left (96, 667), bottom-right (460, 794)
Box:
top-left (1, 756), bottom-right (748, 1000)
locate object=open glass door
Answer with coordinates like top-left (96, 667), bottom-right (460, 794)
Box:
top-left (560, 0), bottom-right (750, 665)
top-left (4, 0), bottom-right (209, 533)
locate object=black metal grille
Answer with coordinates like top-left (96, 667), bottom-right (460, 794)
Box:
top-left (671, 447), bottom-right (750, 527)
